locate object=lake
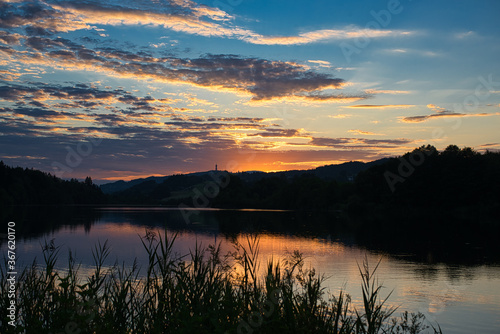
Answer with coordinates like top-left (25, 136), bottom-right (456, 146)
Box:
top-left (2, 206), bottom-right (500, 333)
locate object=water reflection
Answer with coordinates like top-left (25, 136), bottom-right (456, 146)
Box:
top-left (0, 205), bottom-right (101, 242)
top-left (2, 206), bottom-right (500, 333)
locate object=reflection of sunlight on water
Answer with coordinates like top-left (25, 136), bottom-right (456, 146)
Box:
top-left (228, 233), bottom-right (405, 315)
top-left (4, 214), bottom-right (500, 334)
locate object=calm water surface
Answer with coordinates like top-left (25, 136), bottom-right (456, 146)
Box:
top-left (3, 207), bottom-right (500, 334)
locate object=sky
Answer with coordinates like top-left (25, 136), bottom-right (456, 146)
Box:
top-left (1, 0), bottom-right (499, 183)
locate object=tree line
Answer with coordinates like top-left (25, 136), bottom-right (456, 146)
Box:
top-left (0, 161), bottom-right (105, 208)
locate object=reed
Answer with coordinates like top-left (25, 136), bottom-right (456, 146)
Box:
top-left (0, 231), bottom-right (442, 333)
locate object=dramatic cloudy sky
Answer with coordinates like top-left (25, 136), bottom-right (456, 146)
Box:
top-left (1, 0), bottom-right (499, 182)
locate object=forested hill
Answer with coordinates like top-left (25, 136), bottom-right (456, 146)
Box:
top-left (351, 144), bottom-right (500, 224)
top-left (0, 161), bottom-right (105, 207)
top-left (106, 162), bottom-right (384, 208)
top-left (343, 144), bottom-right (500, 250)
top-left (101, 159), bottom-right (388, 195)
top-left (107, 145), bottom-right (500, 224)
top-left (353, 144), bottom-right (500, 216)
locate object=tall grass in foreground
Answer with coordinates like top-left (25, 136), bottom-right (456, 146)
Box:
top-left (0, 231), bottom-right (442, 334)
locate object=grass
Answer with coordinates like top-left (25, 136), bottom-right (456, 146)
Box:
top-left (0, 231), bottom-right (442, 333)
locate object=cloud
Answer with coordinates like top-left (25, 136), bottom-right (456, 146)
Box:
top-left (49, 1), bottom-right (240, 37)
top-left (0, 1), bottom-right (90, 32)
top-left (347, 104), bottom-right (414, 109)
top-left (364, 89), bottom-right (411, 95)
top-left (182, 94), bottom-right (218, 107)
top-left (0, 31), bottom-right (22, 45)
top-left (348, 129), bottom-right (384, 136)
top-left (246, 94), bottom-right (369, 105)
top-left (166, 55), bottom-right (350, 101)
top-left (0, 1), bottom-right (415, 46)
top-left (245, 27), bottom-right (413, 45)
top-left (1, 106), bottom-right (75, 122)
top-left (400, 111), bottom-right (500, 123)
top-left (382, 48), bottom-right (443, 57)
top-left (388, 49), bottom-right (407, 53)
top-left (0, 82), bottom-right (178, 132)
top-left (24, 36), bottom-right (68, 51)
top-left (164, 119), bottom-right (267, 132)
top-left (0, 82), bottom-right (310, 146)
top-left (476, 143), bottom-right (500, 152)
top-left (0, 83), bottom-right (126, 104)
top-left (308, 60), bottom-right (331, 68)
top-left (309, 137), bottom-right (412, 149)
top-left (426, 104), bottom-right (448, 112)
top-left (399, 103), bottom-right (500, 123)
top-left (2, 35), bottom-right (367, 102)
top-left (248, 129), bottom-right (303, 138)
top-left (479, 143), bottom-right (499, 147)
top-left (328, 114), bottom-right (352, 119)
top-left (455, 31), bottom-right (476, 39)
top-left (206, 117), bottom-right (269, 123)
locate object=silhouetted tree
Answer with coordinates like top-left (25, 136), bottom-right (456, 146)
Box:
top-left (85, 176), bottom-right (93, 186)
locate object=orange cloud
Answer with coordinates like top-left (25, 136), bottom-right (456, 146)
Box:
top-left (348, 129), bottom-right (385, 136)
top-left (365, 89), bottom-right (411, 95)
top-left (0, 1), bottom-right (415, 46)
top-left (347, 104), bottom-right (414, 109)
top-left (2, 43), bottom-right (364, 103)
top-left (245, 28), bottom-right (413, 45)
top-left (329, 114), bottom-right (353, 119)
top-left (427, 104), bottom-right (448, 112)
top-left (401, 112), bottom-right (500, 123)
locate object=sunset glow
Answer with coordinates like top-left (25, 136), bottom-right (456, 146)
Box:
top-left (1, 0), bottom-right (499, 182)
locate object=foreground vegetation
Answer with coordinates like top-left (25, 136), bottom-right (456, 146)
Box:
top-left (1, 232), bottom-right (441, 333)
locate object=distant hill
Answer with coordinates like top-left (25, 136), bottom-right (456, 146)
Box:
top-left (235, 159), bottom-right (389, 183)
top-left (101, 159), bottom-right (388, 194)
top-left (104, 159), bottom-right (392, 209)
top-left (101, 176), bottom-right (169, 194)
top-left (108, 173), bottom-right (221, 205)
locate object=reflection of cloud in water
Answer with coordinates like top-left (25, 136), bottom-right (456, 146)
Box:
top-left (400, 281), bottom-right (469, 323)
